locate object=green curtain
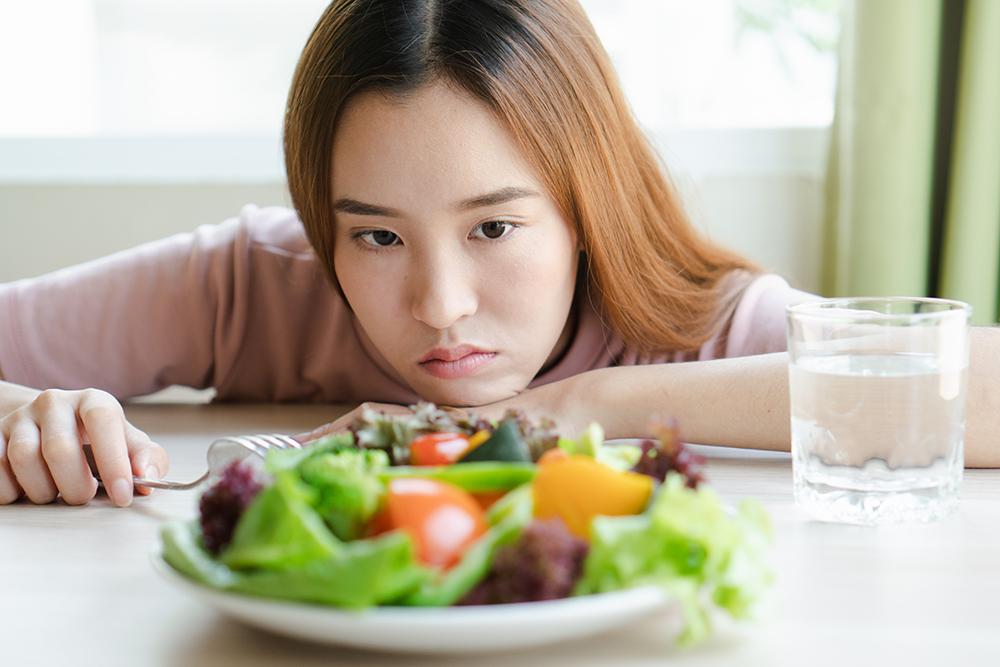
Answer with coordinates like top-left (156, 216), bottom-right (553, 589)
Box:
top-left (823, 0), bottom-right (1000, 324)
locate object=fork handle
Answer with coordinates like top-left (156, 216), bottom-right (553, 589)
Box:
top-left (85, 443), bottom-right (209, 490)
top-left (94, 471), bottom-right (208, 491)
top-left (131, 473), bottom-right (208, 490)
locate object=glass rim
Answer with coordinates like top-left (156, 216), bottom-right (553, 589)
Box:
top-left (786, 296), bottom-right (972, 323)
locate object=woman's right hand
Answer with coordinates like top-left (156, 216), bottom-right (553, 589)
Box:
top-left (0, 388), bottom-right (170, 507)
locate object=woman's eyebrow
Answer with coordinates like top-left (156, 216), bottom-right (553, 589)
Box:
top-left (457, 186), bottom-right (540, 210)
top-left (333, 198), bottom-right (398, 217)
top-left (333, 186), bottom-right (540, 217)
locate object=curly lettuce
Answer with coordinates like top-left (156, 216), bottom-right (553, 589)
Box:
top-left (575, 473), bottom-right (774, 646)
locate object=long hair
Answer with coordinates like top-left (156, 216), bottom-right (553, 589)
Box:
top-left (284, 0), bottom-right (757, 354)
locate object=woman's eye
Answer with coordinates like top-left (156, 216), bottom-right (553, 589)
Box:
top-left (473, 220), bottom-right (516, 240)
top-left (358, 230), bottom-right (400, 248)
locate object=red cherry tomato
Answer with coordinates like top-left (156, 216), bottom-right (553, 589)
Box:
top-left (410, 432), bottom-right (471, 466)
top-left (369, 478), bottom-right (487, 569)
top-left (471, 490), bottom-right (507, 511)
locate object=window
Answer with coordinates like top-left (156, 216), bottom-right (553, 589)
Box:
top-left (0, 0), bottom-right (838, 179)
top-left (0, 0), bottom-right (328, 137)
top-left (582, 0), bottom-right (838, 130)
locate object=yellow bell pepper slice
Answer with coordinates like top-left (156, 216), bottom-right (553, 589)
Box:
top-left (466, 429), bottom-right (492, 451)
top-left (532, 454), bottom-right (653, 539)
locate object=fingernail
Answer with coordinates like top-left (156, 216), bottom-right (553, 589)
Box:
top-left (144, 466), bottom-right (160, 480)
top-left (111, 478), bottom-right (133, 507)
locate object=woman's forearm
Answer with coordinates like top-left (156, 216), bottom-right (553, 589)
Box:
top-left (576, 352), bottom-right (791, 451)
top-left (572, 327), bottom-right (1000, 467)
top-left (964, 327), bottom-right (1000, 467)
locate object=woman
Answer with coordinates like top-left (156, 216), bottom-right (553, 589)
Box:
top-left (0, 0), bottom-right (994, 508)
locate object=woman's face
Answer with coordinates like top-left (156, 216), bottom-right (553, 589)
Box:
top-left (331, 80), bottom-right (580, 406)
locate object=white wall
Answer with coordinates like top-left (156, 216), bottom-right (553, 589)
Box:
top-left (0, 183), bottom-right (291, 282)
top-left (683, 172), bottom-right (824, 293)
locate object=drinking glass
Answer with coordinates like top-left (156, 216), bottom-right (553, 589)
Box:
top-left (786, 297), bottom-right (971, 525)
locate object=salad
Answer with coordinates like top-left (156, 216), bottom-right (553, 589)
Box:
top-left (160, 403), bottom-right (773, 646)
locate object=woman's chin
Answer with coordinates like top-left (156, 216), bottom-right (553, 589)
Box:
top-left (412, 377), bottom-right (523, 408)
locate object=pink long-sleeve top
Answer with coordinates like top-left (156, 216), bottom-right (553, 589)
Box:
top-left (0, 204), bottom-right (816, 403)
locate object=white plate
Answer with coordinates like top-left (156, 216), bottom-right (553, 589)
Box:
top-left (152, 555), bottom-right (677, 654)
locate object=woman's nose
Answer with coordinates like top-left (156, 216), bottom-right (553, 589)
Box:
top-left (409, 257), bottom-right (478, 330)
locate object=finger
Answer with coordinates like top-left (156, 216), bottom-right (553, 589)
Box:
top-left (292, 405), bottom-right (373, 444)
top-left (292, 403), bottom-right (413, 444)
top-left (0, 432), bottom-right (24, 504)
top-left (39, 400), bottom-right (98, 505)
top-left (6, 420), bottom-right (58, 504)
top-left (77, 390), bottom-right (132, 507)
top-left (292, 414), bottom-right (354, 444)
top-left (125, 423), bottom-right (170, 496)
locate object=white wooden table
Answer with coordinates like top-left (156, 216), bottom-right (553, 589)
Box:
top-left (3, 402), bottom-right (999, 667)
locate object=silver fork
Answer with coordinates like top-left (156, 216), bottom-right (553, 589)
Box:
top-left (88, 433), bottom-right (303, 491)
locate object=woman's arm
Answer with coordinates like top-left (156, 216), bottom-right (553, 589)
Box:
top-left (535, 352), bottom-right (791, 451)
top-left (0, 208), bottom-right (269, 504)
top-left (964, 327), bottom-right (1000, 466)
top-left (491, 327), bottom-right (1000, 468)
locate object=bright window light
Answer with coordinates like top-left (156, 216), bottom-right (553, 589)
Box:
top-left (0, 0), bottom-right (838, 138)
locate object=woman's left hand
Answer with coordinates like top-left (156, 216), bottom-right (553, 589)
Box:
top-left (472, 376), bottom-right (590, 437)
top-left (291, 401), bottom-right (417, 444)
top-left (292, 374), bottom-right (593, 445)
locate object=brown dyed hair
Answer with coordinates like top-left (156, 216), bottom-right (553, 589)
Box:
top-left (284, 0), bottom-right (757, 354)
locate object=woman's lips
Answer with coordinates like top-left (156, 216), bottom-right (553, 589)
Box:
top-left (419, 351), bottom-right (497, 379)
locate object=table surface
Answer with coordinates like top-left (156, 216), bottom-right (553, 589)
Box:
top-left (3, 402), bottom-right (999, 667)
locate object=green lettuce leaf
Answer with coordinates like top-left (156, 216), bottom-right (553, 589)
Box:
top-left (162, 520), bottom-right (430, 608)
top-left (161, 520), bottom-right (238, 589)
top-left (220, 470), bottom-right (340, 570)
top-left (162, 436), bottom-right (538, 610)
top-left (575, 473), bottom-right (773, 646)
top-left (230, 531), bottom-right (431, 608)
top-left (264, 432), bottom-right (358, 473)
top-left (596, 444), bottom-right (643, 471)
top-left (555, 423), bottom-right (642, 471)
top-left (297, 447), bottom-right (389, 540)
top-left (264, 437), bottom-right (390, 541)
top-left (557, 422), bottom-right (604, 457)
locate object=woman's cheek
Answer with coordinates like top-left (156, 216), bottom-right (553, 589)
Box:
top-left (337, 255), bottom-right (403, 318)
top-left (512, 238), bottom-right (576, 294)
top-left (487, 257), bottom-right (571, 337)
